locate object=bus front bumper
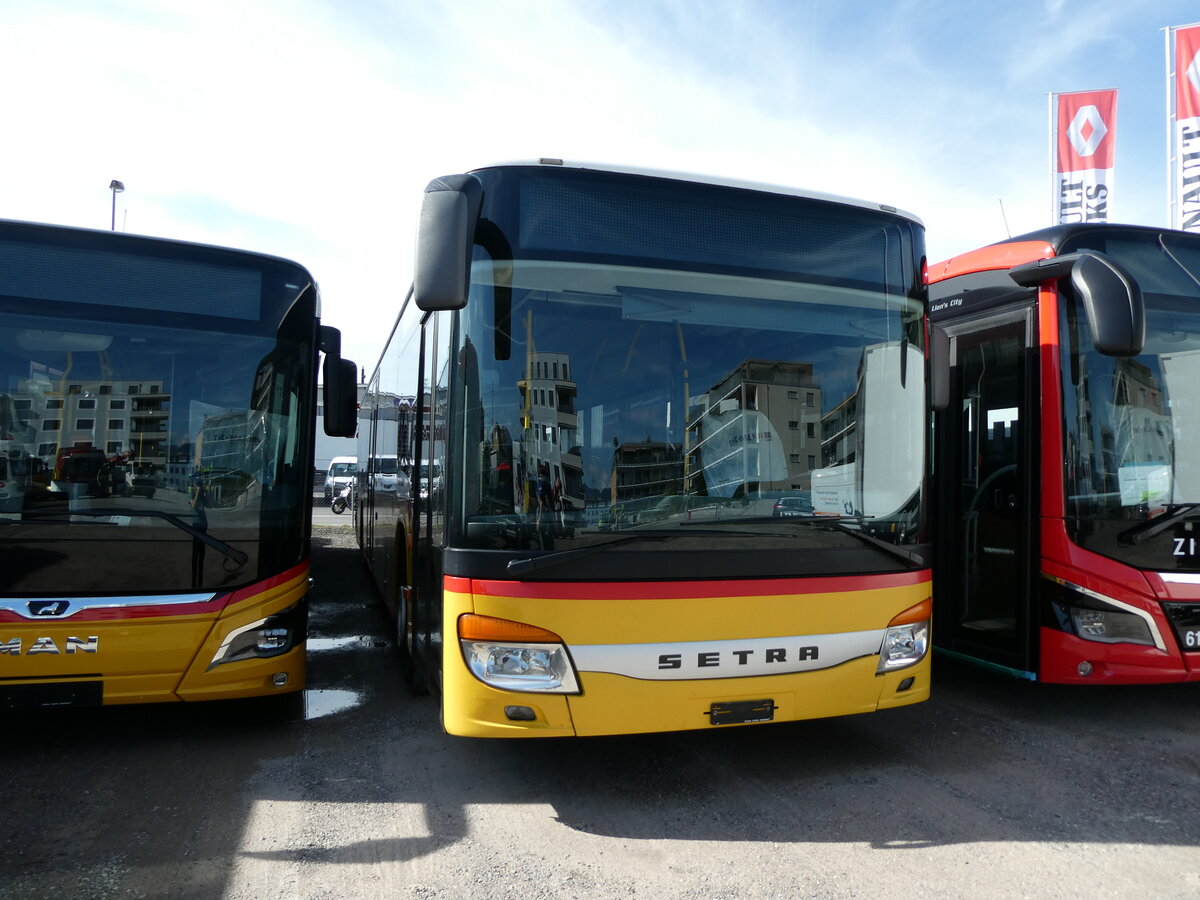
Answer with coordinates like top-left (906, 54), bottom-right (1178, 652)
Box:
top-left (0, 568), bottom-right (309, 707)
top-left (442, 658), bottom-right (929, 738)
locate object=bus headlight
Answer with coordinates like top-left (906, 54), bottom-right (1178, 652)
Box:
top-left (208, 602), bottom-right (307, 670)
top-left (1046, 577), bottom-right (1162, 649)
top-left (877, 598), bottom-right (931, 673)
top-left (1070, 607), bottom-right (1155, 646)
top-left (459, 614), bottom-right (580, 694)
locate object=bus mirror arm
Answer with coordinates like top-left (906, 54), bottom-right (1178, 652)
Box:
top-left (1008, 254), bottom-right (1077, 287)
top-left (318, 324), bottom-right (341, 356)
top-left (1009, 251), bottom-right (1145, 357)
top-left (414, 173), bottom-right (484, 312)
top-left (928, 325), bottom-right (950, 411)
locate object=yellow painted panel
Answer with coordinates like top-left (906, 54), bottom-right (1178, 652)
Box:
top-left (441, 580), bottom-right (930, 737)
top-left (176, 577), bottom-right (310, 701)
top-left (0, 619), bottom-right (212, 679)
top-left (1, 569), bottom-right (310, 704)
top-left (468, 581), bottom-right (930, 644)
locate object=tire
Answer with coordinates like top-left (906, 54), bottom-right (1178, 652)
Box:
top-left (331, 497), bottom-right (347, 515)
top-left (396, 588), bottom-right (430, 694)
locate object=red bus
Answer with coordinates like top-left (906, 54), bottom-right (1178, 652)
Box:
top-left (928, 223), bottom-right (1200, 683)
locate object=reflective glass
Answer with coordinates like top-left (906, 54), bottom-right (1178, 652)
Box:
top-left (451, 170), bottom-right (927, 558)
top-left (0, 228), bottom-right (314, 594)
top-left (1059, 229), bottom-right (1200, 569)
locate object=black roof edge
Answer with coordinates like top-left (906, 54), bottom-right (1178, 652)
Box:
top-left (991, 222), bottom-right (1180, 254)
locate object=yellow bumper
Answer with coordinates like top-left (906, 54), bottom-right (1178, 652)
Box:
top-left (441, 574), bottom-right (931, 738)
top-left (0, 566), bottom-right (309, 706)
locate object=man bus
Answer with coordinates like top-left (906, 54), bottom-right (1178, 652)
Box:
top-left (0, 220), bottom-right (357, 707)
top-left (357, 160), bottom-right (935, 737)
top-left (928, 223), bottom-right (1200, 683)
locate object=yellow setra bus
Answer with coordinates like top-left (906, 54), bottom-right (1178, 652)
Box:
top-left (358, 160), bottom-right (934, 736)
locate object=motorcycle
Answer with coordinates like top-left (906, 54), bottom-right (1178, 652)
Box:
top-left (330, 483), bottom-right (355, 515)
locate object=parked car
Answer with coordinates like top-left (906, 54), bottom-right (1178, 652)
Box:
top-left (324, 456), bottom-right (357, 501)
top-left (129, 464), bottom-right (158, 499)
top-left (772, 493), bottom-right (814, 517)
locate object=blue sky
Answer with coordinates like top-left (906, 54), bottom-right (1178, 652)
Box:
top-left (4, 0), bottom-right (1198, 368)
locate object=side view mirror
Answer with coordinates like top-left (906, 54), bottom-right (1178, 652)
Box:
top-left (414, 173), bottom-right (484, 311)
top-left (928, 325), bottom-right (950, 411)
top-left (320, 325), bottom-right (358, 438)
top-left (1008, 250), bottom-right (1144, 357)
top-left (1069, 254), bottom-right (1145, 357)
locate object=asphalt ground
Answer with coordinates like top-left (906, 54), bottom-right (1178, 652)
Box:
top-left (3, 525), bottom-right (1200, 898)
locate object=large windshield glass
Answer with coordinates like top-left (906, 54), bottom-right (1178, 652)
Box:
top-left (449, 168), bottom-right (927, 569)
top-left (1060, 230), bottom-right (1200, 569)
top-left (0, 226), bottom-right (316, 594)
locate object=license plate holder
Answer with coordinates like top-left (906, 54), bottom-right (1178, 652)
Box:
top-left (708, 699), bottom-right (775, 726)
top-left (1, 681), bottom-right (103, 710)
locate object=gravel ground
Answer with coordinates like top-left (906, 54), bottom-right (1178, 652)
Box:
top-left (3, 524), bottom-right (1199, 899)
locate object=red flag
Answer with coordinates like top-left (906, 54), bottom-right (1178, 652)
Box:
top-left (1052, 90), bottom-right (1117, 225)
top-left (1176, 25), bottom-right (1200, 122)
top-left (1173, 25), bottom-right (1200, 232)
top-left (1055, 90), bottom-right (1117, 174)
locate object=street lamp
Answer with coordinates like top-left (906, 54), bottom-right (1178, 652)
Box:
top-left (109, 180), bottom-right (125, 231)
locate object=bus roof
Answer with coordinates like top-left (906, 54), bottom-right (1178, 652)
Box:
top-left (465, 159), bottom-right (924, 226)
top-left (928, 223), bottom-right (1190, 285)
top-left (0, 217), bottom-right (314, 274)
top-left (927, 240), bottom-right (1056, 284)
top-left (0, 217), bottom-right (322, 320)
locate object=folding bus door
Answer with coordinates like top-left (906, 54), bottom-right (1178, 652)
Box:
top-left (937, 310), bottom-right (1038, 676)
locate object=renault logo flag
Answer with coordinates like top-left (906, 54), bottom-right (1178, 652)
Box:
top-left (1051, 89), bottom-right (1118, 226)
top-left (1170, 24), bottom-right (1200, 233)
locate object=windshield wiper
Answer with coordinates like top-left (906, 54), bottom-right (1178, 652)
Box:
top-left (505, 519), bottom-right (923, 577)
top-left (506, 534), bottom-right (668, 577)
top-left (11, 507), bottom-right (249, 566)
top-left (785, 516), bottom-right (926, 568)
top-left (1118, 503), bottom-right (1200, 546)
top-left (506, 526), bottom-right (787, 576)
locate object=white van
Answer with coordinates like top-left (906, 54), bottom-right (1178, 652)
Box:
top-left (416, 459), bottom-right (443, 502)
top-left (371, 454), bottom-right (401, 492)
top-left (0, 448), bottom-right (32, 513)
top-left (324, 456), bottom-right (357, 501)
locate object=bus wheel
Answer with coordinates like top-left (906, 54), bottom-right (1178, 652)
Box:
top-left (397, 587), bottom-right (430, 695)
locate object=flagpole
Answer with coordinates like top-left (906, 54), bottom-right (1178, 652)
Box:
top-left (1166, 26), bottom-right (1175, 228)
top-left (1048, 91), bottom-right (1056, 226)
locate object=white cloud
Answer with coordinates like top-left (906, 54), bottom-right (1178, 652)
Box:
top-left (4, 0), bottom-right (1198, 366)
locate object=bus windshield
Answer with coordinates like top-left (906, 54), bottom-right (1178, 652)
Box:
top-left (1060, 230), bottom-right (1200, 567)
top-left (0, 227), bottom-right (316, 595)
top-left (453, 168), bottom-right (926, 561)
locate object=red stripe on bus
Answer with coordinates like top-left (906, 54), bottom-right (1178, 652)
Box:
top-left (220, 560), bottom-right (310, 608)
top-left (446, 570), bottom-right (929, 601)
top-left (0, 561), bottom-right (310, 623)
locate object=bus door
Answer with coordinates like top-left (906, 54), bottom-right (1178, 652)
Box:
top-left (939, 311), bottom-right (1038, 675)
top-left (408, 310), bottom-right (447, 690)
top-left (364, 401), bottom-right (379, 571)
